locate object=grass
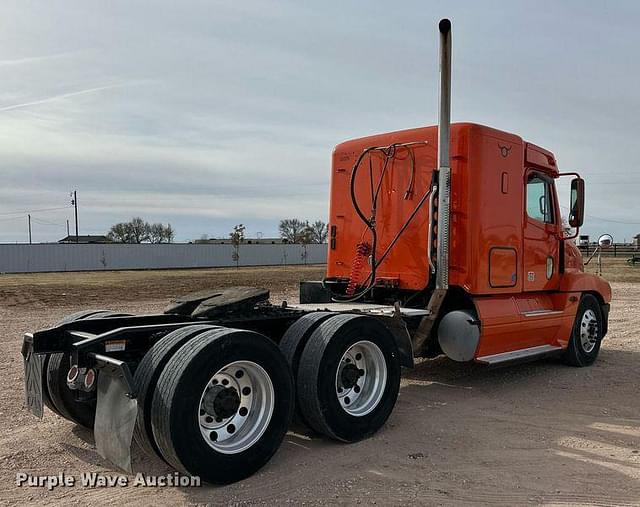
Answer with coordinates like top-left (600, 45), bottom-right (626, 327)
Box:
top-left (583, 257), bottom-right (640, 283)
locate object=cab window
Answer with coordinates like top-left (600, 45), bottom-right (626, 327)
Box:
top-left (526, 173), bottom-right (554, 224)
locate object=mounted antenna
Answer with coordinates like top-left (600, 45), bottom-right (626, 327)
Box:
top-left (436, 18), bottom-right (452, 290)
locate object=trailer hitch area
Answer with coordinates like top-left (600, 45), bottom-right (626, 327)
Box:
top-left (91, 353), bottom-right (137, 473)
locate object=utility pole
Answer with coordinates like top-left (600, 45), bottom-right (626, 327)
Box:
top-left (66, 219), bottom-right (70, 237)
top-left (28, 214), bottom-right (32, 244)
top-left (71, 190), bottom-right (79, 243)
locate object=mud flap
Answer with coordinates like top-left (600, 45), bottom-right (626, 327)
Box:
top-left (21, 336), bottom-right (45, 418)
top-left (95, 371), bottom-right (137, 473)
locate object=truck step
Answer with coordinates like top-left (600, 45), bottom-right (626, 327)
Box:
top-left (476, 344), bottom-right (563, 365)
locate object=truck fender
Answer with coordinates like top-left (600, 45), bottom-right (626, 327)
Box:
top-left (559, 272), bottom-right (612, 304)
top-left (374, 315), bottom-right (414, 368)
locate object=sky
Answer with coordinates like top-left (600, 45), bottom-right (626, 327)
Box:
top-left (1, 0), bottom-right (639, 243)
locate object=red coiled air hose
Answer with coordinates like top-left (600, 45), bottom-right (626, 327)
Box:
top-left (345, 241), bottom-right (372, 296)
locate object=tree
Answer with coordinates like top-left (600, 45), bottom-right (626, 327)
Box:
top-left (297, 226), bottom-right (313, 245)
top-left (106, 218), bottom-right (174, 244)
top-left (107, 222), bottom-right (133, 243)
top-left (129, 217), bottom-right (150, 243)
top-left (297, 226), bottom-right (313, 265)
top-left (279, 218), bottom-right (308, 244)
top-left (149, 223), bottom-right (165, 244)
top-left (230, 224), bottom-right (245, 268)
top-left (307, 220), bottom-right (328, 244)
top-left (279, 218), bottom-right (328, 244)
top-left (164, 223), bottom-right (175, 243)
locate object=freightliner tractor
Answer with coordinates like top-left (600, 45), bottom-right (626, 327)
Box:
top-left (22, 19), bottom-right (611, 484)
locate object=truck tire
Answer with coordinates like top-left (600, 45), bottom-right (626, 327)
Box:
top-left (47, 353), bottom-right (96, 429)
top-left (150, 327), bottom-right (294, 484)
top-left (42, 354), bottom-right (63, 418)
top-left (133, 324), bottom-right (217, 460)
top-left (563, 294), bottom-right (604, 367)
top-left (279, 312), bottom-right (333, 425)
top-left (296, 314), bottom-right (401, 442)
top-left (46, 310), bottom-right (131, 429)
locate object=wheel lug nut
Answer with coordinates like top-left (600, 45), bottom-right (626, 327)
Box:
top-left (227, 424), bottom-right (236, 434)
top-left (242, 386), bottom-right (251, 396)
top-left (235, 370), bottom-right (244, 379)
top-left (239, 407), bottom-right (248, 417)
top-left (205, 416), bottom-right (213, 423)
top-left (355, 353), bottom-right (362, 361)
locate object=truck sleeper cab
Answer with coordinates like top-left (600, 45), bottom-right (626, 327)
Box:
top-left (321, 122), bottom-right (611, 364)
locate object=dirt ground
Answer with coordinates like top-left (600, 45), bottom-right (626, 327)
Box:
top-left (0, 265), bottom-right (638, 506)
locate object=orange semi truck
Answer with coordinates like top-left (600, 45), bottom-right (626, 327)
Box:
top-left (22, 19), bottom-right (610, 484)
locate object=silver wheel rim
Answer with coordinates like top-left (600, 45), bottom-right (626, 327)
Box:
top-left (335, 340), bottom-right (387, 417)
top-left (198, 360), bottom-right (274, 454)
top-left (579, 309), bottom-right (599, 353)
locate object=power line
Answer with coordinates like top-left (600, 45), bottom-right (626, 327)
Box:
top-left (585, 214), bottom-right (640, 225)
top-left (557, 205), bottom-right (640, 226)
top-left (31, 217), bottom-right (66, 227)
top-left (0, 205), bottom-right (72, 217)
top-left (0, 214), bottom-right (27, 222)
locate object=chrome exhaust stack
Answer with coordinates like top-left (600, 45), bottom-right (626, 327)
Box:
top-left (436, 18), bottom-right (452, 290)
top-left (412, 18), bottom-right (453, 352)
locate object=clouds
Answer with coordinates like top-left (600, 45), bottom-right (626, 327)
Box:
top-left (0, 0), bottom-right (639, 242)
top-left (0, 83), bottom-right (127, 113)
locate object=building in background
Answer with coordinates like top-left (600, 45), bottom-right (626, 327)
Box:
top-left (58, 235), bottom-right (111, 244)
top-left (193, 237), bottom-right (288, 245)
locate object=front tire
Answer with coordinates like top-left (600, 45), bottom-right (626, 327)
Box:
top-left (150, 327), bottom-right (294, 484)
top-left (296, 314), bottom-right (401, 442)
top-left (563, 294), bottom-right (603, 367)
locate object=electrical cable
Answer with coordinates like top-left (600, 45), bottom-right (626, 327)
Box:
top-left (328, 141), bottom-right (431, 302)
top-left (0, 205), bottom-right (72, 217)
top-left (31, 217), bottom-right (66, 227)
top-left (559, 204), bottom-right (640, 225)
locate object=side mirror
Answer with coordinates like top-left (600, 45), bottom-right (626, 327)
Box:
top-left (598, 233), bottom-right (613, 249)
top-left (569, 178), bottom-right (585, 228)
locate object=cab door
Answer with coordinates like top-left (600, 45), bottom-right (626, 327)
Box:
top-left (523, 171), bottom-right (560, 291)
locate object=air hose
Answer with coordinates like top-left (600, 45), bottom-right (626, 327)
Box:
top-left (329, 141), bottom-right (433, 302)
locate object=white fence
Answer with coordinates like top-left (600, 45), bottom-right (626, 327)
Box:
top-left (0, 243), bottom-right (327, 273)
